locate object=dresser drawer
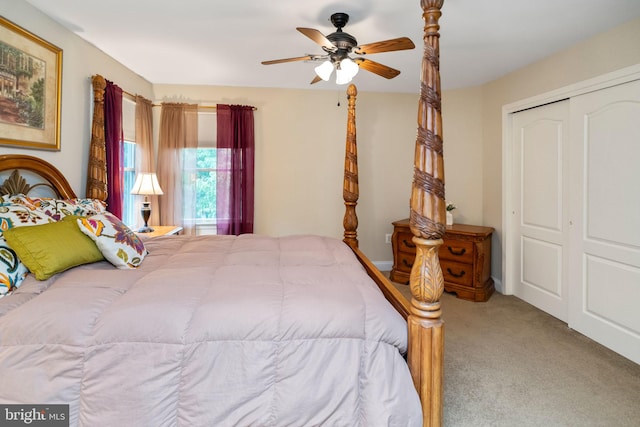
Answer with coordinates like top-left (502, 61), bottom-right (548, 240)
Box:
top-left (441, 260), bottom-right (474, 287)
top-left (439, 239), bottom-right (474, 263)
top-left (395, 251), bottom-right (415, 273)
top-left (395, 231), bottom-right (417, 254)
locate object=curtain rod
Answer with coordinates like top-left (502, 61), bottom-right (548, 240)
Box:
top-left (127, 91), bottom-right (257, 111)
top-left (150, 103), bottom-right (257, 111)
top-left (91, 76), bottom-right (257, 111)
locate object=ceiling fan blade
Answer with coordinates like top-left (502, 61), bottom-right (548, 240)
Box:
top-left (310, 75), bottom-right (323, 85)
top-left (354, 37), bottom-right (415, 55)
top-left (261, 55), bottom-right (315, 65)
top-left (354, 58), bottom-right (401, 79)
top-left (296, 27), bottom-right (336, 51)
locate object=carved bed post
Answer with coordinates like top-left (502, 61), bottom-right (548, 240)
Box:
top-left (408, 1), bottom-right (445, 426)
top-left (86, 74), bottom-right (108, 201)
top-left (343, 84), bottom-right (359, 249)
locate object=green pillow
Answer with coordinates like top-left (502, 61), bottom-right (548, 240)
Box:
top-left (3, 215), bottom-right (104, 280)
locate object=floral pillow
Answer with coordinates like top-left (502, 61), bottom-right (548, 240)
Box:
top-left (77, 213), bottom-right (147, 269)
top-left (1, 194), bottom-right (36, 209)
top-left (25, 196), bottom-right (107, 221)
top-left (0, 202), bottom-right (55, 297)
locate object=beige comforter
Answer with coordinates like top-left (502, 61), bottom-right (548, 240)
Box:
top-left (0, 234), bottom-right (421, 426)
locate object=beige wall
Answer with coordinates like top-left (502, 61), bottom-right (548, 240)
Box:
top-left (151, 85), bottom-right (486, 263)
top-left (481, 16), bottom-right (640, 288)
top-left (152, 86), bottom-right (426, 261)
top-left (441, 85), bottom-right (484, 227)
top-left (0, 0), bottom-right (153, 195)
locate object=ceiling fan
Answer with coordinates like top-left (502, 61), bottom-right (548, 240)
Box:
top-left (261, 12), bottom-right (415, 85)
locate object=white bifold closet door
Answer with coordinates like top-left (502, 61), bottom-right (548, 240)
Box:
top-left (509, 78), bottom-right (640, 364)
top-left (511, 100), bottom-right (570, 322)
top-left (568, 79), bottom-right (640, 364)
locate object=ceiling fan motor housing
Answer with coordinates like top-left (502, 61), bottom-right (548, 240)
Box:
top-left (326, 13), bottom-right (357, 63)
top-left (327, 12), bottom-right (357, 53)
top-left (327, 31), bottom-right (357, 51)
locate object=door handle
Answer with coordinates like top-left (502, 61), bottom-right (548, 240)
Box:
top-left (447, 246), bottom-right (466, 256)
top-left (402, 239), bottom-right (416, 248)
top-left (447, 268), bottom-right (466, 278)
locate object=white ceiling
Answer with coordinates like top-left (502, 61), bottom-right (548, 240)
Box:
top-left (24, 0), bottom-right (640, 93)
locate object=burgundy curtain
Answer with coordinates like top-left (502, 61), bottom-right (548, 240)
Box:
top-left (216, 104), bottom-right (255, 235)
top-left (104, 81), bottom-right (124, 218)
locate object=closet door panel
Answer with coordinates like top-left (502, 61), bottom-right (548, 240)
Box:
top-left (569, 79), bottom-right (640, 364)
top-left (510, 101), bottom-right (570, 321)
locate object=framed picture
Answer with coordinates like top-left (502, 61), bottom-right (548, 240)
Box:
top-left (0, 16), bottom-right (62, 151)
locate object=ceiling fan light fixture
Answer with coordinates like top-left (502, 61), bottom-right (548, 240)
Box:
top-left (335, 58), bottom-right (359, 85)
top-left (314, 60), bottom-right (334, 81)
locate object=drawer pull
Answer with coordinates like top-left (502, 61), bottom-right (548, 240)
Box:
top-left (447, 246), bottom-right (466, 256)
top-left (402, 239), bottom-right (416, 248)
top-left (402, 259), bottom-right (414, 268)
top-left (447, 268), bottom-right (466, 278)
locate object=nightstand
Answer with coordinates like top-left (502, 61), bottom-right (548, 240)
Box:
top-left (135, 225), bottom-right (183, 240)
top-left (390, 219), bottom-right (494, 302)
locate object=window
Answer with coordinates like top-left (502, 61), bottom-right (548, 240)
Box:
top-left (121, 97), bottom-right (137, 227)
top-left (190, 109), bottom-right (218, 235)
top-left (195, 148), bottom-right (217, 220)
top-left (120, 105), bottom-right (218, 232)
top-left (122, 140), bottom-right (136, 227)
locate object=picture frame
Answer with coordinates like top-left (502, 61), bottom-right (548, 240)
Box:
top-left (0, 16), bottom-right (62, 151)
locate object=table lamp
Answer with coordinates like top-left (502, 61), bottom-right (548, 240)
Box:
top-left (130, 172), bottom-right (164, 232)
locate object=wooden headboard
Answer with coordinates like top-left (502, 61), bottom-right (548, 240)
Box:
top-left (0, 154), bottom-right (77, 199)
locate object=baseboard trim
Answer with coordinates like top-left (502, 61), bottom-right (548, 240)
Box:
top-left (493, 277), bottom-right (504, 294)
top-left (373, 261), bottom-right (393, 272)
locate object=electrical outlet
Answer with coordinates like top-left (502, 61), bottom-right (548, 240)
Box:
top-left (385, 233), bottom-right (392, 244)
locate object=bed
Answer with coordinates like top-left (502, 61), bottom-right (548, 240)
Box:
top-left (0, 1), bottom-right (447, 426)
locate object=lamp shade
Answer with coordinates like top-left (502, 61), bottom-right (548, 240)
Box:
top-left (130, 173), bottom-right (164, 196)
top-left (314, 60), bottom-right (334, 81)
top-left (336, 58), bottom-right (359, 85)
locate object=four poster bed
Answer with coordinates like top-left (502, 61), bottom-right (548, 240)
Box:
top-left (0, 1), bottom-right (446, 426)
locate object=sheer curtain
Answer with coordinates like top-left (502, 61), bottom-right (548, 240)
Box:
top-left (104, 80), bottom-right (123, 219)
top-left (134, 95), bottom-right (159, 226)
top-left (216, 104), bottom-right (255, 235)
top-left (157, 103), bottom-right (198, 235)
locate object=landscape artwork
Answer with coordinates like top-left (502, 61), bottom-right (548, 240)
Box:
top-left (0, 16), bottom-right (61, 150)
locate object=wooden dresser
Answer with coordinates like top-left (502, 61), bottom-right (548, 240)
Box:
top-left (390, 219), bottom-right (495, 302)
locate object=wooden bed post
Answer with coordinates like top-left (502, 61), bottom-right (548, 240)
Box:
top-left (86, 74), bottom-right (108, 201)
top-left (408, 1), bottom-right (446, 426)
top-left (343, 84), bottom-right (359, 249)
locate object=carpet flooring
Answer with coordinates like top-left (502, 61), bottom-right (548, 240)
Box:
top-left (389, 281), bottom-right (640, 426)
